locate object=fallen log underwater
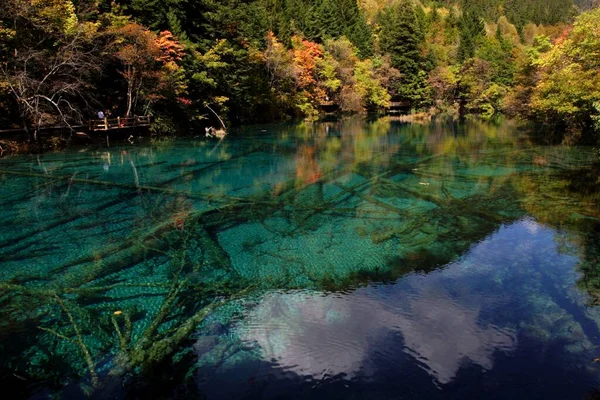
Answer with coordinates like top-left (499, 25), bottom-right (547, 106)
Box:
top-left (1, 152), bottom-right (575, 395)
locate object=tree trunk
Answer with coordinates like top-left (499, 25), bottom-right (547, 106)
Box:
top-left (126, 66), bottom-right (134, 118)
top-left (126, 84), bottom-right (133, 118)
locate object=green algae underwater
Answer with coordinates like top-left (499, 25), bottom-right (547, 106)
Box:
top-left (1, 117), bottom-right (600, 399)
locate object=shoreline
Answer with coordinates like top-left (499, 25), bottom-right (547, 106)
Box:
top-left (0, 114), bottom-right (594, 157)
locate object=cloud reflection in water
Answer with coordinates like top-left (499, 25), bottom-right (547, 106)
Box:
top-left (240, 273), bottom-right (516, 385)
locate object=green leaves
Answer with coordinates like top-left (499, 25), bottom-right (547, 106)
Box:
top-left (458, 10), bottom-right (485, 62)
top-left (529, 8), bottom-right (600, 139)
top-left (377, 1), bottom-right (428, 108)
top-left (0, 0), bottom-right (593, 130)
top-left (354, 59), bottom-right (391, 109)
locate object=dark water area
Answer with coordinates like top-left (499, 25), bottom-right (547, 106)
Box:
top-left (1, 117), bottom-right (600, 399)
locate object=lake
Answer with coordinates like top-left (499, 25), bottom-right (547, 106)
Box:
top-left (1, 117), bottom-right (600, 399)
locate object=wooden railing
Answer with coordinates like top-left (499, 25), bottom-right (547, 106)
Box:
top-left (388, 101), bottom-right (410, 108)
top-left (319, 101), bottom-right (337, 107)
top-left (89, 115), bottom-right (151, 131)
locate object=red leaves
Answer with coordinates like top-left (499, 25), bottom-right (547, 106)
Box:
top-left (114, 26), bottom-right (184, 66)
top-left (291, 36), bottom-right (324, 89)
top-left (112, 24), bottom-right (188, 114)
top-left (177, 97), bottom-right (192, 106)
top-left (553, 27), bottom-right (572, 45)
top-left (296, 145), bottom-right (322, 184)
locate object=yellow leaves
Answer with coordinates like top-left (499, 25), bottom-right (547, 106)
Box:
top-left (113, 311), bottom-right (123, 316)
top-left (0, 23), bottom-right (15, 60)
top-left (0, 78), bottom-right (9, 96)
top-left (0, 24), bottom-right (16, 42)
top-left (260, 32), bottom-right (394, 117)
top-left (247, 45), bottom-right (264, 64)
top-left (103, 5), bottom-right (131, 30)
top-left (324, 37), bottom-right (359, 67)
top-left (79, 22), bottom-right (99, 40)
top-left (530, 10), bottom-right (600, 122)
top-left (263, 31), bottom-right (295, 85)
top-left (354, 59), bottom-right (391, 108)
top-left (195, 39), bottom-right (232, 69)
top-left (429, 66), bottom-right (457, 89)
top-left (213, 96), bottom-right (229, 106)
top-left (573, 7), bottom-right (600, 40)
top-left (317, 55), bottom-right (341, 93)
top-left (163, 60), bottom-right (180, 73)
top-left (497, 16), bottom-right (520, 47)
top-left (30, 0), bottom-right (79, 35)
top-left (5, 0), bottom-right (87, 37)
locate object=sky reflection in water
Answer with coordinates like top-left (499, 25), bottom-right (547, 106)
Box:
top-left (239, 220), bottom-right (571, 386)
top-left (0, 118), bottom-right (599, 399)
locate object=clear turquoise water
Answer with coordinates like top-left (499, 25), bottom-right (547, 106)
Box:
top-left (1, 118), bottom-right (600, 399)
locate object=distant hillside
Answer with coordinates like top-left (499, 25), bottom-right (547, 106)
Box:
top-left (460, 0), bottom-right (578, 27)
top-left (573, 0), bottom-right (598, 10)
top-left (359, 0), bottom-right (578, 28)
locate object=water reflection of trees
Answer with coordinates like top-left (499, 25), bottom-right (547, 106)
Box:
top-left (0, 118), bottom-right (599, 396)
top-left (287, 117), bottom-right (600, 308)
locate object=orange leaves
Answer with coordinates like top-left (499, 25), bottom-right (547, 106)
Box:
top-left (113, 23), bottom-right (160, 67)
top-left (289, 36), bottom-right (327, 115)
top-left (291, 35), bottom-right (324, 89)
top-left (553, 27), bottom-right (572, 46)
top-left (263, 33), bottom-right (326, 90)
top-left (296, 145), bottom-right (323, 185)
top-left (113, 25), bottom-right (185, 68)
top-left (261, 32), bottom-right (329, 117)
top-left (114, 26), bottom-right (185, 66)
top-left (112, 24), bottom-right (188, 114)
top-left (155, 31), bottom-right (185, 64)
top-left (266, 31), bottom-right (277, 44)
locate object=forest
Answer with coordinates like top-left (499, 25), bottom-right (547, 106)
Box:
top-left (3, 2), bottom-right (600, 397)
top-left (0, 0), bottom-right (599, 143)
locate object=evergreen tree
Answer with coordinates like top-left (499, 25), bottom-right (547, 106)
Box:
top-left (378, 1), bottom-right (426, 107)
top-left (315, 0), bottom-right (372, 56)
top-left (318, 0), bottom-right (343, 39)
top-left (457, 10), bottom-right (484, 62)
top-left (345, 11), bottom-right (373, 58)
top-left (338, 0), bottom-right (360, 26)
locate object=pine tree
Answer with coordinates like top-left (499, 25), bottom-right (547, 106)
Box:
top-left (378, 1), bottom-right (426, 107)
top-left (318, 0), bottom-right (343, 39)
top-left (302, 5), bottom-right (322, 41)
top-left (338, 0), bottom-right (360, 26)
top-left (457, 10), bottom-right (484, 62)
top-left (345, 11), bottom-right (373, 58)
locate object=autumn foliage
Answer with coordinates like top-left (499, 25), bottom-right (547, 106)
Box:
top-left (260, 31), bottom-right (393, 118)
top-left (0, 0), bottom-right (597, 142)
top-left (112, 24), bottom-right (187, 116)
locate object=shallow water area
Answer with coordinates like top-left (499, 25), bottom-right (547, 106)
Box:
top-left (1, 118), bottom-right (600, 399)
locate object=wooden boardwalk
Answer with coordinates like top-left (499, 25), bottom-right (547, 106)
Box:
top-left (88, 116), bottom-right (151, 132)
top-left (0, 116), bottom-right (151, 137)
top-left (386, 101), bottom-right (410, 113)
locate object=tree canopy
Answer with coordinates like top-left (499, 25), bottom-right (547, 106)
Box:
top-left (0, 0), bottom-right (598, 143)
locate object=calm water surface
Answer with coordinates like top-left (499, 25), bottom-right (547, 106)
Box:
top-left (1, 118), bottom-right (600, 399)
